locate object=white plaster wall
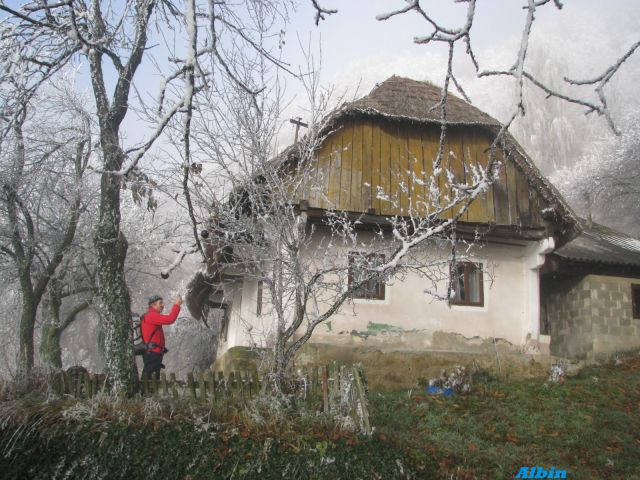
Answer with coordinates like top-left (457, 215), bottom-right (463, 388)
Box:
top-left (217, 229), bottom-right (548, 357)
top-left (323, 243), bottom-right (527, 345)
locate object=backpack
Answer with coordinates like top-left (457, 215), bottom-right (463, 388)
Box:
top-left (132, 313), bottom-right (160, 356)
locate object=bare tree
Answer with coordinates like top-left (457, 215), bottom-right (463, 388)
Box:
top-left (553, 112), bottom-right (640, 235)
top-left (39, 259), bottom-right (96, 370)
top-left (0, 83), bottom-right (90, 380)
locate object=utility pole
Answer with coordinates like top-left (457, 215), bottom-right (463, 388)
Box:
top-left (290, 117), bottom-right (308, 143)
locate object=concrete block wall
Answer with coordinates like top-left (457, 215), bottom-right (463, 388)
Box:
top-left (544, 274), bottom-right (640, 359)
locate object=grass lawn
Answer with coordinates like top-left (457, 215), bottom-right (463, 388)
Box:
top-left (370, 355), bottom-right (640, 479)
top-left (1, 355), bottom-right (639, 479)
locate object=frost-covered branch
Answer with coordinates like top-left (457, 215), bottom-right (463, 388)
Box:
top-left (310, 0), bottom-right (337, 26)
top-left (376, 0), bottom-right (635, 134)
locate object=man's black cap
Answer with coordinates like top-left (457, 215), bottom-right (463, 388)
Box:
top-left (148, 295), bottom-right (163, 306)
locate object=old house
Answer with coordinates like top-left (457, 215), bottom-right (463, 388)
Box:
top-left (187, 76), bottom-right (638, 387)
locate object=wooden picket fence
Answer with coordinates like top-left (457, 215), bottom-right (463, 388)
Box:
top-left (49, 363), bottom-right (371, 433)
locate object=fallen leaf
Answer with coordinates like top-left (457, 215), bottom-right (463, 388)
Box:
top-left (506, 432), bottom-right (519, 444)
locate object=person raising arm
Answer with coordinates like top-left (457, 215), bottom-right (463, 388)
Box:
top-left (140, 294), bottom-right (183, 380)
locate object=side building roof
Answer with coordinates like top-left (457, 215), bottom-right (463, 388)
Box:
top-left (554, 219), bottom-right (640, 268)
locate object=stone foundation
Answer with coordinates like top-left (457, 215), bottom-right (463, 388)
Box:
top-left (212, 344), bottom-right (558, 391)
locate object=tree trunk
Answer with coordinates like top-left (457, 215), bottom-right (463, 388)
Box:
top-left (94, 174), bottom-right (138, 396)
top-left (271, 328), bottom-right (289, 393)
top-left (17, 295), bottom-right (37, 379)
top-left (40, 285), bottom-right (63, 369)
top-left (40, 325), bottom-right (62, 370)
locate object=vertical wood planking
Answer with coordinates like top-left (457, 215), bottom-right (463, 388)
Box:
top-left (388, 124), bottom-right (401, 215)
top-left (379, 125), bottom-right (392, 215)
top-left (439, 132), bottom-right (454, 220)
top-left (407, 126), bottom-right (425, 216)
top-left (339, 121), bottom-right (353, 211)
top-left (293, 119), bottom-right (546, 227)
top-left (398, 127), bottom-right (410, 214)
top-left (370, 123), bottom-right (382, 213)
top-left (478, 131), bottom-right (496, 223)
top-left (492, 147), bottom-right (510, 225)
top-left (529, 189), bottom-right (543, 226)
top-left (421, 128), bottom-right (438, 216)
top-left (306, 156), bottom-right (320, 208)
top-left (350, 122), bottom-right (364, 212)
top-left (515, 166), bottom-right (532, 225)
top-left (463, 130), bottom-right (490, 223)
top-left (314, 142), bottom-right (333, 210)
top-left (505, 153), bottom-right (519, 225)
top-left (361, 121), bottom-right (373, 211)
top-left (462, 130), bottom-right (481, 222)
top-left (449, 128), bottom-right (468, 221)
top-left (327, 131), bottom-right (342, 209)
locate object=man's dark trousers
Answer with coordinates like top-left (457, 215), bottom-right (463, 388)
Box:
top-left (142, 351), bottom-right (163, 380)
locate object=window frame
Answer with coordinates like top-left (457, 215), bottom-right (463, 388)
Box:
top-left (450, 261), bottom-right (484, 307)
top-left (348, 252), bottom-right (386, 301)
top-left (632, 284), bottom-right (640, 319)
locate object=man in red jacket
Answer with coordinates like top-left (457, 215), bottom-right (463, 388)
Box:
top-left (141, 294), bottom-right (182, 380)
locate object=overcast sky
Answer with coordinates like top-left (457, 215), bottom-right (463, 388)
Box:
top-left (275, 0), bottom-right (640, 144)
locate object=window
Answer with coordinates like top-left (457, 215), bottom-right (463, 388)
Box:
top-left (632, 284), bottom-right (640, 319)
top-left (450, 262), bottom-right (484, 307)
top-left (348, 252), bottom-right (385, 300)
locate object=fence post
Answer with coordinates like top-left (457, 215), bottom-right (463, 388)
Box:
top-left (169, 373), bottom-right (178, 399)
top-left (52, 372), bottom-right (63, 396)
top-left (61, 371), bottom-right (70, 395)
top-left (218, 372), bottom-right (225, 399)
top-left (321, 365), bottom-right (329, 412)
top-left (92, 374), bottom-right (99, 397)
top-left (86, 373), bottom-right (94, 398)
top-left (327, 363), bottom-right (341, 411)
top-left (208, 371), bottom-right (216, 405)
top-left (352, 364), bottom-right (371, 435)
top-left (161, 372), bottom-right (169, 396)
top-left (229, 372), bottom-right (236, 400)
top-left (74, 372), bottom-right (83, 398)
top-left (187, 372), bottom-right (197, 401)
top-left (239, 372), bottom-right (247, 403)
top-left (199, 372), bottom-right (207, 403)
top-left (247, 372), bottom-right (255, 400)
top-left (312, 366), bottom-right (319, 398)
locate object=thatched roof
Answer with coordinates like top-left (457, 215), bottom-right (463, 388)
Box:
top-left (336, 75), bottom-right (501, 127)
top-left (554, 219), bottom-right (640, 267)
